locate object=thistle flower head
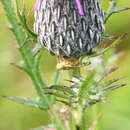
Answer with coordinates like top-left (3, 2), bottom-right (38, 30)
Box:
top-left (33, 0), bottom-right (84, 16)
top-left (34, 0), bottom-right (105, 59)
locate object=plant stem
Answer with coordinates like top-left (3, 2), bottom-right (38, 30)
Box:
top-left (72, 67), bottom-right (81, 77)
top-left (95, 103), bottom-right (102, 130)
top-left (34, 54), bottom-right (47, 88)
top-left (80, 108), bottom-right (89, 130)
top-left (53, 70), bottom-right (62, 85)
top-left (69, 113), bottom-right (77, 130)
top-left (69, 67), bottom-right (81, 79)
top-left (1, 0), bottom-right (49, 109)
top-left (49, 108), bottom-right (65, 130)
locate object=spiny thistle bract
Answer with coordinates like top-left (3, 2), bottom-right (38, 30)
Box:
top-left (34, 0), bottom-right (105, 58)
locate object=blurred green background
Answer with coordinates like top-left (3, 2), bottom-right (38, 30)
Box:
top-left (0, 0), bottom-right (130, 130)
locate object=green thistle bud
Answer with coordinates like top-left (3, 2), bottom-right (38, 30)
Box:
top-left (34, 0), bottom-right (105, 58)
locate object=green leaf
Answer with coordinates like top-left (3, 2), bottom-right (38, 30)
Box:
top-left (45, 92), bottom-right (72, 101)
top-left (1, 0), bottom-right (49, 110)
top-left (16, 0), bottom-right (37, 40)
top-left (102, 34), bottom-right (118, 39)
top-left (48, 70), bottom-right (62, 104)
top-left (89, 33), bottom-right (127, 58)
top-left (1, 0), bottom-right (25, 47)
top-left (10, 60), bottom-right (33, 76)
top-left (1, 0), bottom-right (35, 66)
top-left (113, 7), bottom-right (130, 13)
top-left (78, 72), bottom-right (95, 101)
top-left (99, 77), bottom-right (124, 89)
top-left (18, 60), bottom-right (32, 74)
top-left (48, 85), bottom-right (77, 97)
top-left (1, 96), bottom-right (39, 108)
top-left (56, 99), bottom-right (72, 107)
top-left (104, 0), bottom-right (130, 23)
top-left (103, 84), bottom-right (127, 93)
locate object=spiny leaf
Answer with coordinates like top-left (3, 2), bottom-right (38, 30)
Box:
top-left (66, 76), bottom-right (82, 88)
top-left (1, 0), bottom-right (49, 110)
top-left (1, 95), bottom-right (50, 110)
top-left (44, 69), bottom-right (62, 106)
top-left (102, 34), bottom-right (118, 39)
top-left (16, 0), bottom-right (37, 40)
top-left (108, 67), bottom-right (119, 73)
top-left (10, 62), bottom-right (24, 70)
top-left (90, 33), bottom-right (128, 57)
top-left (1, 96), bottom-right (39, 108)
top-left (10, 61), bottom-right (32, 76)
top-left (47, 85), bottom-right (77, 97)
top-left (98, 77), bottom-right (124, 89)
top-left (23, 37), bottom-right (34, 46)
top-left (56, 99), bottom-right (72, 107)
top-left (103, 84), bottom-right (127, 93)
top-left (113, 7), bottom-right (130, 13)
top-left (45, 92), bottom-right (72, 101)
top-left (1, 0), bottom-right (25, 47)
top-left (104, 0), bottom-right (130, 23)
top-left (78, 72), bottom-right (95, 100)
top-left (1, 0), bottom-right (35, 66)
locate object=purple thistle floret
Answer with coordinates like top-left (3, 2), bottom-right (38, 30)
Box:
top-left (75, 0), bottom-right (84, 16)
top-left (32, 0), bottom-right (84, 15)
top-left (32, 0), bottom-right (41, 11)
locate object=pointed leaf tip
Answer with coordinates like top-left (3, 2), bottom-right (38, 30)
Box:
top-left (103, 83), bottom-right (128, 93)
top-left (0, 96), bottom-right (39, 108)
